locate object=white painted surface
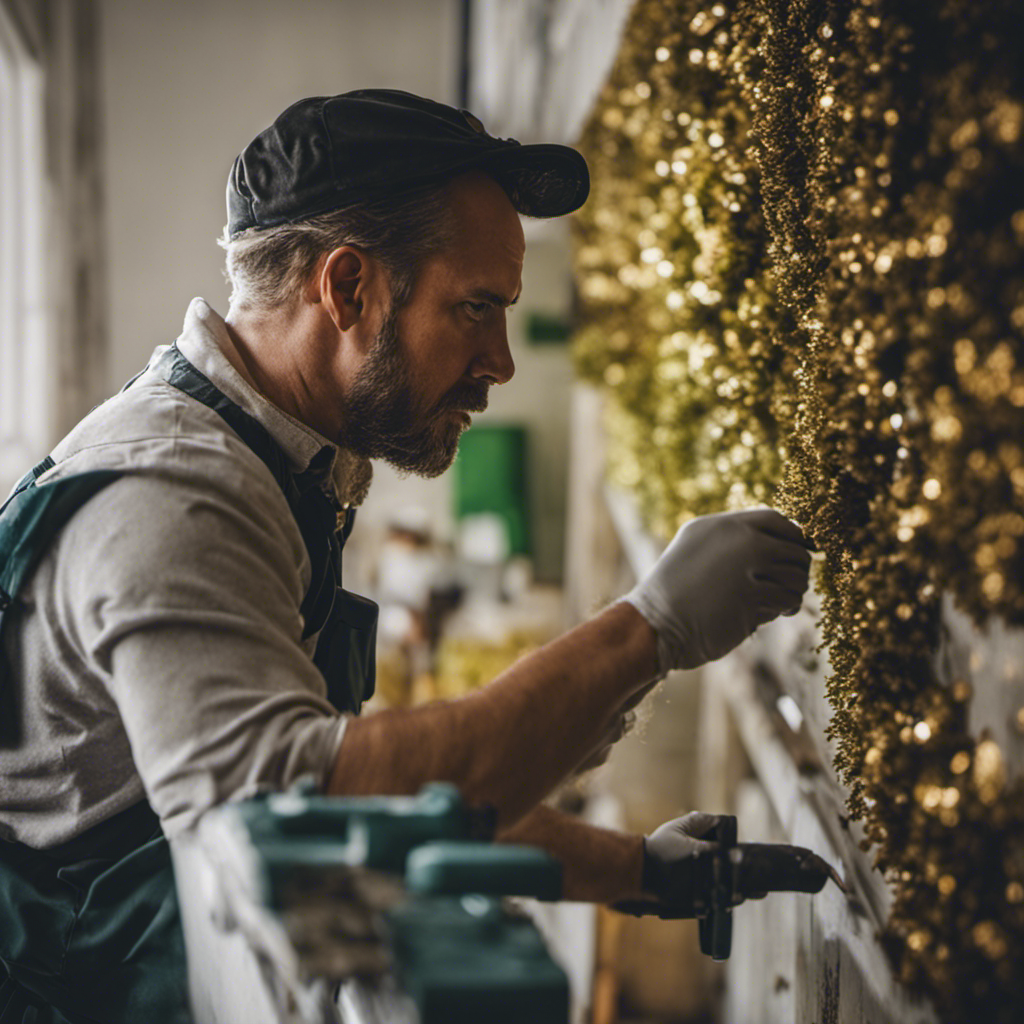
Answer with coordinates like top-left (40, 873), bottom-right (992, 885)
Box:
top-left (99, 0), bottom-right (461, 393)
top-left (704, 651), bottom-right (939, 1022)
top-left (469, 0), bottom-right (635, 144)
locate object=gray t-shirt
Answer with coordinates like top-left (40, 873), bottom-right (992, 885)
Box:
top-left (0, 298), bottom-right (372, 846)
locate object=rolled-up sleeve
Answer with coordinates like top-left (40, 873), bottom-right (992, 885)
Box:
top-left (54, 457), bottom-right (348, 838)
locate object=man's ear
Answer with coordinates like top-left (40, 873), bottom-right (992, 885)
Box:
top-left (316, 246), bottom-right (378, 332)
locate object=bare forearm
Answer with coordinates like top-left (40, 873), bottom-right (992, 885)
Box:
top-left (497, 803), bottom-right (645, 903)
top-left (328, 602), bottom-right (658, 826)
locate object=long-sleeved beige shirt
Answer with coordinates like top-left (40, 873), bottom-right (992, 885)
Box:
top-left (0, 298), bottom-right (372, 846)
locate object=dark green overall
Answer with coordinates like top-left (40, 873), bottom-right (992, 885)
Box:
top-left (0, 346), bottom-right (377, 1023)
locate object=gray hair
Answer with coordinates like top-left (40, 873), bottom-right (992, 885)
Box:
top-left (218, 183), bottom-right (456, 313)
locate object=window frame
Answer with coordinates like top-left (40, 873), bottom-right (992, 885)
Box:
top-left (0, 1), bottom-right (48, 495)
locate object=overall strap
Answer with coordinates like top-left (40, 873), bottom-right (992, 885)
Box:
top-left (0, 461), bottom-right (124, 747)
top-left (156, 346), bottom-right (295, 493)
top-left (153, 346), bottom-right (346, 639)
top-left (153, 346), bottom-right (375, 713)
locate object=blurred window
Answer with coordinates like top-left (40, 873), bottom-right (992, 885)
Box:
top-left (0, 3), bottom-right (46, 493)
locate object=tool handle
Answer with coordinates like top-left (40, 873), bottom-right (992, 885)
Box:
top-left (698, 814), bottom-right (737, 961)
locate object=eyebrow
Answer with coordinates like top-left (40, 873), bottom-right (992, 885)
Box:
top-left (467, 287), bottom-right (521, 307)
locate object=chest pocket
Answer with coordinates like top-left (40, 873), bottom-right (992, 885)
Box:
top-left (314, 589), bottom-right (378, 715)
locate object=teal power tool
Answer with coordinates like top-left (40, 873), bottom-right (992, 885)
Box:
top-left (614, 814), bottom-right (840, 961)
top-left (206, 783), bottom-right (569, 1024)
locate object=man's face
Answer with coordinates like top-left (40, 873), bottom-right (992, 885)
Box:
top-left (342, 172), bottom-right (524, 477)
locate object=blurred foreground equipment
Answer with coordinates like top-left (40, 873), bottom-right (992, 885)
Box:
top-left (173, 784), bottom-right (569, 1024)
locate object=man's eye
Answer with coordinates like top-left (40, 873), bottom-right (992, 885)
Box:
top-left (464, 301), bottom-right (489, 319)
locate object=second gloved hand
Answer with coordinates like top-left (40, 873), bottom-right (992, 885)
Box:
top-left (622, 508), bottom-right (813, 673)
top-left (638, 812), bottom-right (723, 917)
top-left (614, 811), bottom-right (837, 920)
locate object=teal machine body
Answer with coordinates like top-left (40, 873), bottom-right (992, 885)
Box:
top-left (191, 784), bottom-right (569, 1024)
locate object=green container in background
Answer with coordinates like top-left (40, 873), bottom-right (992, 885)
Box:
top-left (525, 311), bottom-right (571, 345)
top-left (454, 425), bottom-right (530, 556)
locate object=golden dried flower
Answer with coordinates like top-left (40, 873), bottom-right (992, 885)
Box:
top-left (574, 2), bottom-right (1024, 1017)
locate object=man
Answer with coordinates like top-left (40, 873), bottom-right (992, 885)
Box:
top-left (0, 90), bottom-right (826, 1023)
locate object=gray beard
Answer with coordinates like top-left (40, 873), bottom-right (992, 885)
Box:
top-left (341, 304), bottom-right (489, 478)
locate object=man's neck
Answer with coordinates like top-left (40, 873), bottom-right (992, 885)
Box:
top-left (220, 315), bottom-right (265, 391)
top-left (223, 306), bottom-right (318, 430)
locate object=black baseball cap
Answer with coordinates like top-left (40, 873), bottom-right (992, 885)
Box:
top-left (226, 89), bottom-right (590, 238)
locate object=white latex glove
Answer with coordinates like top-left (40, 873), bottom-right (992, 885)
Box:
top-left (623, 508), bottom-right (813, 673)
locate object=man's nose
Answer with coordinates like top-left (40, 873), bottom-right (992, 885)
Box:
top-left (471, 317), bottom-right (515, 385)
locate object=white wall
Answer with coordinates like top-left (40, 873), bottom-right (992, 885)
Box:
top-left (100, 0), bottom-right (461, 388)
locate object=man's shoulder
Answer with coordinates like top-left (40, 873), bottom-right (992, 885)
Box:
top-left (41, 369), bottom-right (277, 497)
top-left (35, 372), bottom-right (309, 591)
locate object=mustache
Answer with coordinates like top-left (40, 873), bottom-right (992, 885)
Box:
top-left (437, 380), bottom-right (490, 414)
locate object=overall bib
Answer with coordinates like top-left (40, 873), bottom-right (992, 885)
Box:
top-left (0, 346), bottom-right (377, 1023)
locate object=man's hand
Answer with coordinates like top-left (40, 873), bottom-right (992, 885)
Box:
top-left (640, 812), bottom-right (726, 916)
top-left (614, 811), bottom-right (838, 920)
top-left (622, 509), bottom-right (813, 673)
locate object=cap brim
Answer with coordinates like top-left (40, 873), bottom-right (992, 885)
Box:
top-left (478, 143), bottom-right (590, 218)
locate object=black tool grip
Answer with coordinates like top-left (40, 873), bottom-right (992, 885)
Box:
top-left (697, 815), bottom-right (737, 961)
